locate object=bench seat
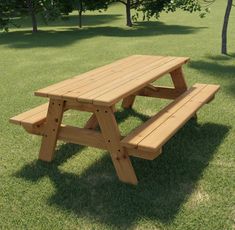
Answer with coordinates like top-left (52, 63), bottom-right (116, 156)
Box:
top-left (121, 83), bottom-right (220, 155)
top-left (10, 103), bottom-right (48, 128)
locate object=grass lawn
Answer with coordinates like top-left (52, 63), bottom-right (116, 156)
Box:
top-left (0, 1), bottom-right (235, 229)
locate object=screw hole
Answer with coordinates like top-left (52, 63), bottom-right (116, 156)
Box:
top-left (116, 157), bottom-right (120, 161)
top-left (118, 149), bottom-right (121, 152)
top-left (53, 129), bottom-right (55, 132)
top-left (105, 110), bottom-right (108, 113)
top-left (55, 118), bottom-right (58, 123)
top-left (96, 109), bottom-right (99, 112)
top-left (108, 140), bottom-right (111, 143)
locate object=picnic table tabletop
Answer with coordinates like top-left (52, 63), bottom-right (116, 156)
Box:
top-left (35, 55), bottom-right (189, 106)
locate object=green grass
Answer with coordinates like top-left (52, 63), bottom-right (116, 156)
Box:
top-left (0, 2), bottom-right (235, 229)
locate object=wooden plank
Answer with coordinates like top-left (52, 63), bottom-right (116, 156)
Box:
top-left (122, 95), bottom-right (136, 109)
top-left (93, 57), bottom-right (189, 106)
top-left (64, 101), bottom-right (95, 112)
top-left (22, 123), bottom-right (107, 150)
top-left (62, 56), bottom-right (165, 101)
top-left (9, 103), bottom-right (48, 125)
top-left (35, 55), bottom-right (142, 97)
top-left (170, 67), bottom-right (188, 91)
top-left (121, 84), bottom-right (207, 149)
top-left (84, 114), bottom-right (99, 130)
top-left (126, 147), bottom-right (162, 160)
top-left (137, 85), bottom-right (184, 99)
top-left (95, 105), bottom-right (138, 185)
top-left (46, 57), bottom-right (143, 99)
top-left (76, 56), bottom-right (175, 103)
top-left (58, 125), bottom-right (107, 150)
top-left (38, 99), bottom-right (64, 162)
top-left (138, 84), bottom-right (220, 152)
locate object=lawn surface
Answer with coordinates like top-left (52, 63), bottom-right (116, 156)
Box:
top-left (0, 1), bottom-right (235, 229)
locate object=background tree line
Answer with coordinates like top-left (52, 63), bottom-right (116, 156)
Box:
top-left (0, 0), bottom-right (233, 54)
top-left (0, 0), bottom-right (204, 32)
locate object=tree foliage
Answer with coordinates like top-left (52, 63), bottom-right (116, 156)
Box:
top-left (0, 0), bottom-right (63, 32)
top-left (113, 0), bottom-right (206, 27)
top-left (0, 0), bottom-right (207, 32)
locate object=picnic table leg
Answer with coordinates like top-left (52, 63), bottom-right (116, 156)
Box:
top-left (84, 106), bottom-right (116, 130)
top-left (38, 99), bottom-right (64, 162)
top-left (84, 114), bottom-right (99, 130)
top-left (95, 106), bottom-right (138, 185)
top-left (122, 95), bottom-right (136, 109)
top-left (170, 67), bottom-right (188, 92)
top-left (170, 67), bottom-right (198, 118)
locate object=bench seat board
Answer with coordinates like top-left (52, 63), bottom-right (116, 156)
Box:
top-left (121, 83), bottom-right (220, 152)
top-left (9, 103), bottom-right (48, 126)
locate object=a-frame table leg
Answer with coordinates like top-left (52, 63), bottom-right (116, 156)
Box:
top-left (122, 95), bottom-right (136, 109)
top-left (39, 99), bottom-right (64, 162)
top-left (84, 114), bottom-right (99, 130)
top-left (170, 67), bottom-right (188, 92)
top-left (95, 105), bottom-right (138, 185)
top-left (84, 106), bottom-right (116, 130)
top-left (170, 67), bottom-right (197, 118)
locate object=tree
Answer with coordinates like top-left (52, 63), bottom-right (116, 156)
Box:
top-left (112, 0), bottom-right (140, 27)
top-left (0, 0), bottom-right (17, 31)
top-left (222, 0), bottom-right (233, 54)
top-left (26, 0), bottom-right (38, 32)
top-left (73, 0), bottom-right (110, 28)
top-left (0, 0), bottom-right (61, 32)
top-left (113, 0), bottom-right (203, 27)
top-left (58, 0), bottom-right (110, 28)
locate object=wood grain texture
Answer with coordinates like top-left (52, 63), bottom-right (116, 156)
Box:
top-left (58, 125), bottom-right (106, 149)
top-left (35, 55), bottom-right (142, 97)
top-left (84, 114), bottom-right (99, 130)
top-left (121, 84), bottom-right (220, 152)
top-left (170, 67), bottom-right (188, 92)
top-left (34, 55), bottom-right (189, 106)
top-left (93, 57), bottom-right (189, 106)
top-left (95, 105), bottom-right (138, 185)
top-left (126, 148), bottom-right (162, 160)
top-left (136, 85), bottom-right (184, 99)
top-left (122, 95), bottom-right (136, 109)
top-left (9, 103), bottom-right (48, 126)
top-left (38, 99), bottom-right (64, 162)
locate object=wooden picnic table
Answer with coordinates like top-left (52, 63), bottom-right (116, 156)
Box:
top-left (10, 55), bottom-right (220, 185)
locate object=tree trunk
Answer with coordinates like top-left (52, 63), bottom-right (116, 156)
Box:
top-left (126, 0), bottom-right (132, 27)
top-left (222, 0), bottom-right (232, 54)
top-left (27, 0), bottom-right (38, 33)
top-left (78, 0), bottom-right (83, 28)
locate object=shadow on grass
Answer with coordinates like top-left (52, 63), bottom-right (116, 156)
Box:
top-left (11, 14), bottom-right (122, 29)
top-left (205, 53), bottom-right (235, 61)
top-left (189, 59), bottom-right (235, 97)
top-left (16, 108), bottom-right (230, 228)
top-left (0, 21), bottom-right (206, 49)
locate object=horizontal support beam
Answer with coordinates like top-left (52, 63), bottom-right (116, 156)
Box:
top-left (24, 124), bottom-right (107, 150)
top-left (24, 124), bottom-right (163, 160)
top-left (126, 147), bottom-right (162, 160)
top-left (64, 101), bottom-right (96, 112)
top-left (24, 123), bottom-right (163, 160)
top-left (58, 125), bottom-right (107, 149)
top-left (135, 85), bottom-right (185, 100)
